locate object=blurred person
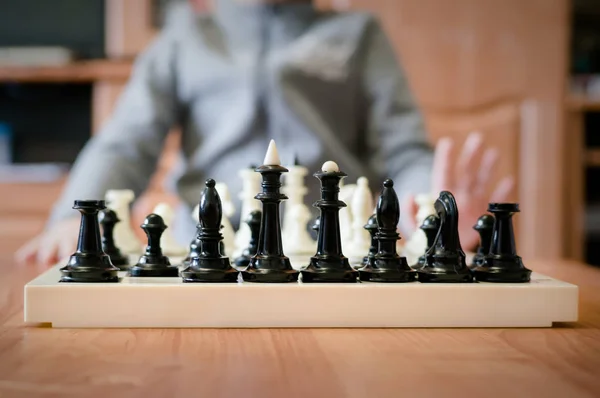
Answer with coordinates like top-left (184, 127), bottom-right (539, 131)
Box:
top-left (16, 0), bottom-right (513, 265)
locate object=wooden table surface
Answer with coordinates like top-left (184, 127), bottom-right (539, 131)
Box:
top-left (1, 253), bottom-right (599, 398)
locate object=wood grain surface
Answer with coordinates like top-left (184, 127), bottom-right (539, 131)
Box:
top-left (1, 252), bottom-right (600, 398)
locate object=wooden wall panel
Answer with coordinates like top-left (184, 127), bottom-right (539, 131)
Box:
top-left (318, 0), bottom-right (569, 259)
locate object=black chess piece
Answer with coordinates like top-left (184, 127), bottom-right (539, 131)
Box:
top-left (129, 213), bottom-right (179, 277)
top-left (181, 179), bottom-right (239, 282)
top-left (59, 200), bottom-right (119, 283)
top-left (358, 179), bottom-right (416, 282)
top-left (417, 191), bottom-right (473, 283)
top-left (182, 235), bottom-right (201, 267)
top-left (233, 210), bottom-right (261, 271)
top-left (470, 214), bottom-right (494, 269)
top-left (99, 209), bottom-right (130, 270)
top-left (472, 204), bottom-right (531, 282)
top-left (412, 215), bottom-right (440, 271)
top-left (358, 214), bottom-right (378, 269)
top-left (301, 162), bottom-right (358, 283)
top-left (241, 159), bottom-right (299, 283)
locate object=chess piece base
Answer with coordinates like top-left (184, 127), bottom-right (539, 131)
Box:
top-left (233, 255), bottom-right (251, 271)
top-left (181, 257), bottom-right (239, 283)
top-left (411, 256), bottom-right (427, 271)
top-left (472, 255), bottom-right (531, 283)
top-left (60, 254), bottom-right (119, 283)
top-left (359, 256), bottom-right (416, 283)
top-left (242, 255), bottom-right (299, 283)
top-left (469, 254), bottom-right (486, 270)
top-left (105, 251), bottom-right (130, 270)
top-left (417, 254), bottom-right (474, 283)
top-left (129, 256), bottom-right (179, 277)
top-left (301, 257), bottom-right (358, 283)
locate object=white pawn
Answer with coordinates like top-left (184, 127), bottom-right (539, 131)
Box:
top-left (152, 203), bottom-right (187, 256)
top-left (234, 167), bottom-right (262, 257)
top-left (403, 193), bottom-right (436, 266)
top-left (105, 189), bottom-right (142, 254)
top-left (214, 182), bottom-right (236, 258)
top-left (346, 177), bottom-right (374, 263)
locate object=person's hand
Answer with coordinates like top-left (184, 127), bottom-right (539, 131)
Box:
top-left (15, 217), bottom-right (80, 266)
top-left (403, 132), bottom-right (515, 251)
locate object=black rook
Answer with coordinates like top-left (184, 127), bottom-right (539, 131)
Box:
top-left (472, 203), bottom-right (531, 282)
top-left (59, 200), bottom-right (119, 283)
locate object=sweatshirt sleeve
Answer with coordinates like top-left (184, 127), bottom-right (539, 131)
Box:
top-left (360, 16), bottom-right (433, 223)
top-left (47, 32), bottom-right (180, 226)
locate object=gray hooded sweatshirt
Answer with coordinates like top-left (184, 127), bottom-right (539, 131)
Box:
top-left (48, 0), bottom-right (433, 243)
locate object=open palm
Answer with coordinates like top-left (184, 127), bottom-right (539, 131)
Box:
top-left (404, 132), bottom-right (514, 251)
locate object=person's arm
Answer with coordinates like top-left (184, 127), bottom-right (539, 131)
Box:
top-left (359, 16), bottom-right (433, 232)
top-left (47, 32), bottom-right (181, 226)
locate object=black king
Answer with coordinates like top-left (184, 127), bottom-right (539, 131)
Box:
top-left (241, 140), bottom-right (299, 283)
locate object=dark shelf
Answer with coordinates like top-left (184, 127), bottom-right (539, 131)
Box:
top-left (0, 83), bottom-right (92, 165)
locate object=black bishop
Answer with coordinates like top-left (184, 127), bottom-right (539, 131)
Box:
top-left (181, 179), bottom-right (239, 282)
top-left (358, 179), bottom-right (415, 282)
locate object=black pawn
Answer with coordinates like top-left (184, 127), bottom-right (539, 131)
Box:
top-left (358, 179), bottom-right (415, 282)
top-left (99, 209), bottom-right (130, 270)
top-left (182, 235), bottom-right (201, 267)
top-left (472, 204), bottom-right (531, 282)
top-left (311, 216), bottom-right (321, 240)
top-left (241, 162), bottom-right (299, 283)
top-left (358, 214), bottom-right (378, 269)
top-left (129, 214), bottom-right (179, 277)
top-left (417, 191), bottom-right (473, 283)
top-left (233, 210), bottom-right (262, 271)
top-left (470, 214), bottom-right (494, 269)
top-left (412, 215), bottom-right (440, 271)
top-left (181, 179), bottom-right (239, 282)
top-left (301, 163), bottom-right (358, 283)
top-left (60, 200), bottom-right (119, 283)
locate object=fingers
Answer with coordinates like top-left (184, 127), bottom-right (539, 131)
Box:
top-left (36, 235), bottom-right (61, 266)
top-left (476, 147), bottom-right (500, 196)
top-left (490, 176), bottom-right (515, 203)
top-left (58, 235), bottom-right (76, 262)
top-left (14, 237), bottom-right (41, 265)
top-left (455, 132), bottom-right (484, 193)
top-left (432, 137), bottom-right (454, 193)
top-left (400, 193), bottom-right (418, 233)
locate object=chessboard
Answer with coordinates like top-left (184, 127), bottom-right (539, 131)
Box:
top-left (22, 140), bottom-right (579, 328)
top-left (24, 256), bottom-right (577, 328)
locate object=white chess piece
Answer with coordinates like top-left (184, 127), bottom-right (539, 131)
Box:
top-left (339, 182), bottom-right (356, 246)
top-left (214, 182), bottom-right (236, 258)
top-left (152, 203), bottom-right (187, 256)
top-left (105, 189), bottom-right (142, 254)
top-left (285, 204), bottom-right (317, 269)
top-left (282, 161), bottom-right (315, 254)
top-left (345, 177), bottom-right (374, 262)
top-left (234, 166), bottom-right (262, 257)
top-left (403, 193), bottom-right (435, 266)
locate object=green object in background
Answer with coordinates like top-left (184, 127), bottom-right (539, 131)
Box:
top-left (0, 122), bottom-right (13, 164)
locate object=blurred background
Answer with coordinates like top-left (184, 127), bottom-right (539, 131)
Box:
top-left (0, 0), bottom-right (598, 264)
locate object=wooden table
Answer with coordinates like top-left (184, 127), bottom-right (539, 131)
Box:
top-left (1, 254), bottom-right (599, 398)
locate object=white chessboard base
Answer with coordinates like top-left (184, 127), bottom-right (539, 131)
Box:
top-left (24, 263), bottom-right (578, 328)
